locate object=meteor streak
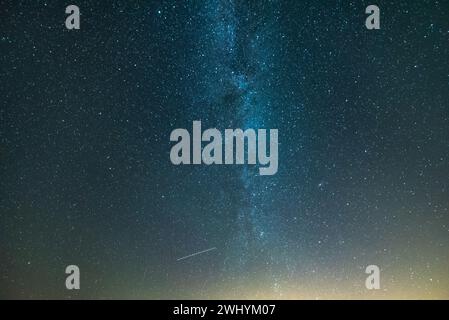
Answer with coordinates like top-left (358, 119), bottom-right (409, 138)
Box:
top-left (176, 247), bottom-right (217, 261)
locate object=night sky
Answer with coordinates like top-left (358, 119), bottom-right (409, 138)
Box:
top-left (1, 0), bottom-right (449, 299)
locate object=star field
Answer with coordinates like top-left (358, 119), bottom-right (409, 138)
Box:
top-left (1, 0), bottom-right (449, 299)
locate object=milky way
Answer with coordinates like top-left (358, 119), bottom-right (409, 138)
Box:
top-left (192, 0), bottom-right (289, 294)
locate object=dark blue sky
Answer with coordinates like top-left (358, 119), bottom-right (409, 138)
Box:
top-left (1, 0), bottom-right (448, 299)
